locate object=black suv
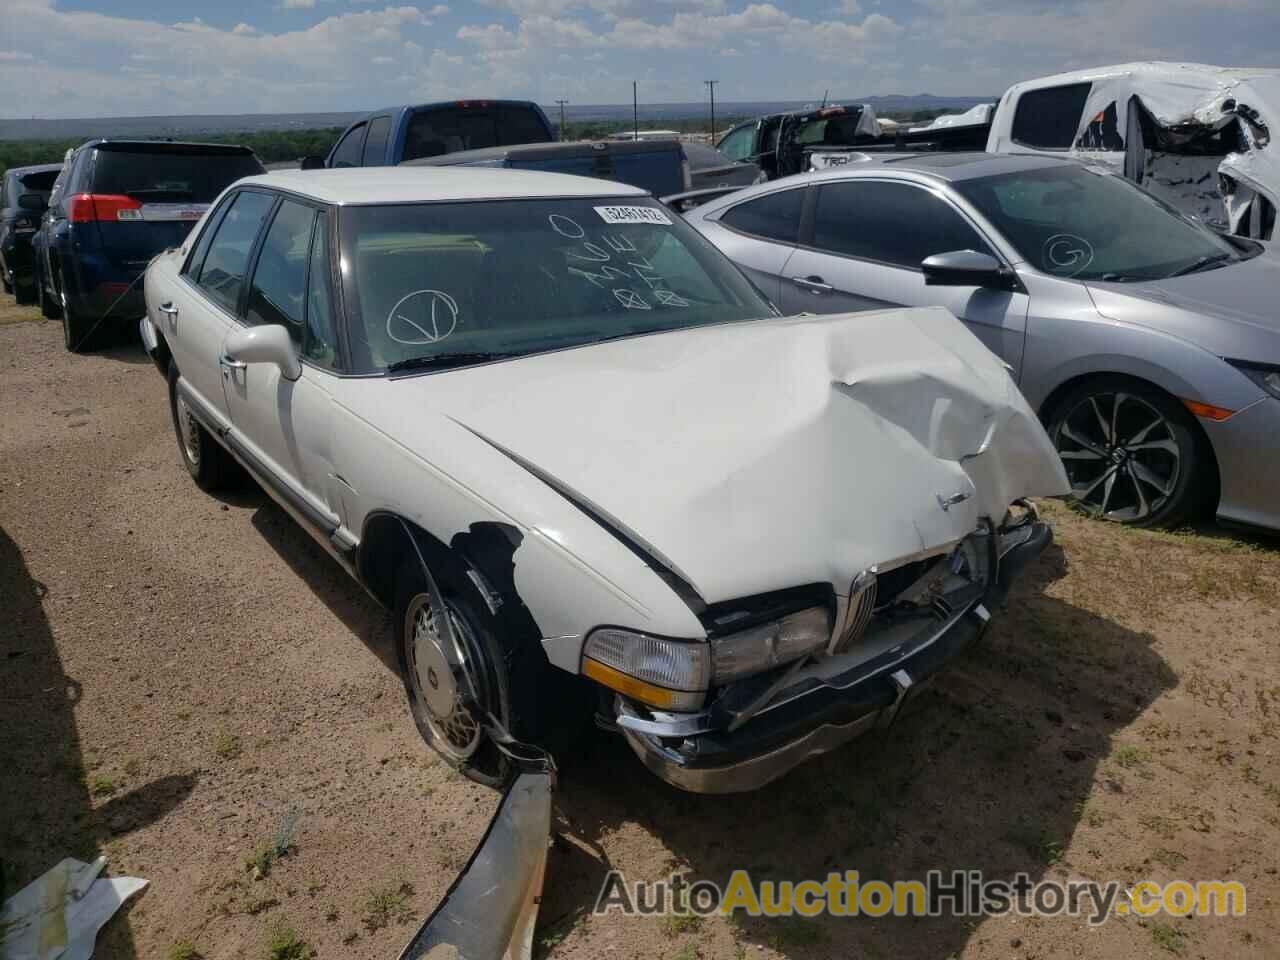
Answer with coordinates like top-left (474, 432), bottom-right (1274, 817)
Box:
top-left (1, 163), bottom-right (61, 303)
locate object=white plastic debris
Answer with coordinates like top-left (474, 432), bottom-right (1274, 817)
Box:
top-left (0, 857), bottom-right (147, 960)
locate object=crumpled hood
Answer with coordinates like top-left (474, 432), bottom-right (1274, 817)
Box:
top-left (1087, 249), bottom-right (1280, 363)
top-left (399, 307), bottom-right (1068, 603)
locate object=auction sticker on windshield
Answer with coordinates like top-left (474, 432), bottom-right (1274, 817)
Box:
top-left (595, 205), bottom-right (672, 226)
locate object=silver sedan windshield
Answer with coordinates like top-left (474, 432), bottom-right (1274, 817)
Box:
top-left (955, 165), bottom-right (1246, 282)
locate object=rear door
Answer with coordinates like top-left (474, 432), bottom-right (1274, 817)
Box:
top-left (700, 185), bottom-right (807, 304)
top-left (781, 178), bottom-right (1030, 375)
top-left (167, 189), bottom-right (276, 423)
top-left (89, 144), bottom-right (265, 269)
top-left (221, 198), bottom-right (342, 514)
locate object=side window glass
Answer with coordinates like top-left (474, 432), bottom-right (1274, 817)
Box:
top-left (246, 199), bottom-right (314, 332)
top-left (1011, 83), bottom-right (1092, 149)
top-left (303, 215), bottom-right (339, 369)
top-left (813, 181), bottom-right (990, 269)
top-left (195, 191), bottom-right (274, 314)
top-left (720, 188), bottom-right (804, 244)
top-left (719, 127), bottom-right (753, 162)
top-left (330, 124), bottom-right (367, 168)
top-left (184, 195), bottom-right (233, 277)
top-left (361, 117), bottom-right (392, 166)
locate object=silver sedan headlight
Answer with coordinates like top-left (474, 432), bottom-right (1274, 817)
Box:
top-left (1229, 360), bottom-right (1280, 400)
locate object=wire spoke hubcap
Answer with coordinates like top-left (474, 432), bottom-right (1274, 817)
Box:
top-left (175, 396), bottom-right (200, 467)
top-left (1054, 391), bottom-right (1181, 522)
top-left (405, 594), bottom-right (487, 761)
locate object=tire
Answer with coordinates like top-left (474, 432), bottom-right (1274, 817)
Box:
top-left (58, 269), bottom-right (100, 353)
top-left (1, 269), bottom-right (11, 295)
top-left (394, 549), bottom-right (582, 789)
top-left (1045, 376), bottom-right (1206, 528)
top-left (14, 282), bottom-right (35, 305)
top-left (37, 266), bottom-right (60, 319)
top-left (167, 361), bottom-right (237, 491)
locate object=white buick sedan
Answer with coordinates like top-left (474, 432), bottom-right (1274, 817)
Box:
top-left (142, 167), bottom-right (1068, 793)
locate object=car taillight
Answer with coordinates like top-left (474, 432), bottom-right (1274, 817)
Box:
top-left (67, 194), bottom-right (144, 223)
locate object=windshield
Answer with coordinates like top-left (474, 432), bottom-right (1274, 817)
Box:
top-left (954, 165), bottom-right (1244, 282)
top-left (339, 197), bottom-right (772, 373)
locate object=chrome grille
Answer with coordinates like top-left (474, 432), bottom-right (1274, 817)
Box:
top-left (830, 573), bottom-right (877, 655)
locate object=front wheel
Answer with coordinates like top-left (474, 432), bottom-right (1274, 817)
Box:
top-left (1046, 378), bottom-right (1206, 528)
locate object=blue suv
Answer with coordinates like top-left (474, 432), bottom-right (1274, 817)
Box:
top-left (35, 140), bottom-right (264, 352)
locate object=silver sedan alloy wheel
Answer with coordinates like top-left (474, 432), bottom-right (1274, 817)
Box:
top-left (1053, 390), bottom-right (1181, 522)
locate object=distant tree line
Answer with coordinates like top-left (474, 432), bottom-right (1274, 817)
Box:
top-left (0, 128), bottom-right (344, 178)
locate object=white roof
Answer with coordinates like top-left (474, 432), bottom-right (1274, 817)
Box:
top-left (237, 166), bottom-right (649, 205)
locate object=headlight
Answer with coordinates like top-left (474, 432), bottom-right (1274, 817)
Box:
top-left (710, 606), bottom-right (832, 685)
top-left (1230, 360), bottom-right (1280, 400)
top-left (582, 629), bottom-right (710, 712)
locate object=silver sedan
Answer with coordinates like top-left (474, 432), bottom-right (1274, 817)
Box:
top-left (686, 153), bottom-right (1280, 533)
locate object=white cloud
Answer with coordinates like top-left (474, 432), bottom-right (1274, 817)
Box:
top-left (231, 23), bottom-right (258, 35)
top-left (281, 0), bottom-right (317, 8)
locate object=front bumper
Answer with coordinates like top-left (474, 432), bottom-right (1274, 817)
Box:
top-left (618, 519), bottom-right (1052, 793)
top-left (1203, 396), bottom-right (1280, 533)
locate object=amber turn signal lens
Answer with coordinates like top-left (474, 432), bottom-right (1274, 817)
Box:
top-left (1182, 398), bottom-right (1235, 422)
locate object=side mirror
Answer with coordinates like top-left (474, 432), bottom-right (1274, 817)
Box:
top-left (299, 155), bottom-right (326, 171)
top-left (224, 325), bottom-right (301, 381)
top-left (922, 250), bottom-right (1018, 290)
top-left (18, 193), bottom-right (47, 212)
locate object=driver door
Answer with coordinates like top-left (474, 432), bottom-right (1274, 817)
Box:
top-left (221, 197), bottom-right (342, 520)
top-left (780, 178), bottom-right (1030, 379)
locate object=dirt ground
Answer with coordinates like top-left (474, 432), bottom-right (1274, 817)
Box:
top-left (2, 306), bottom-right (1278, 960)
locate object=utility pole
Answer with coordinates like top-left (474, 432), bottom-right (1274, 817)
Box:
top-left (633, 81), bottom-right (639, 141)
top-left (704, 79), bottom-right (718, 142)
top-left (555, 99), bottom-right (569, 140)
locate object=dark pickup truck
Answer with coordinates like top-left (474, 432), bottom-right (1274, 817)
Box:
top-left (306, 100), bottom-right (557, 169)
top-left (405, 138), bottom-right (692, 200)
top-left (715, 104), bottom-right (882, 180)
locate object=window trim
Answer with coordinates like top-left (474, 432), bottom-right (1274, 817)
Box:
top-left (1009, 82), bottom-right (1093, 153)
top-left (714, 185), bottom-right (810, 246)
top-left (361, 115), bottom-right (393, 166)
top-left (795, 176), bottom-right (1006, 275)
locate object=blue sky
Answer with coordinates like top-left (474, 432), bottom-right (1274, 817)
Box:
top-left (1, 0), bottom-right (1277, 118)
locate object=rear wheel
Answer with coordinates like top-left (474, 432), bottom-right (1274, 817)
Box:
top-left (1046, 377), bottom-right (1205, 528)
top-left (14, 281), bottom-right (35, 305)
top-left (167, 361), bottom-right (237, 491)
top-left (58, 270), bottom-right (99, 353)
top-left (37, 265), bottom-right (60, 319)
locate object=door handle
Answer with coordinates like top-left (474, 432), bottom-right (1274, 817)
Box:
top-left (158, 302), bottom-right (179, 316)
top-left (792, 275), bottom-right (833, 294)
top-left (219, 354), bottom-right (247, 373)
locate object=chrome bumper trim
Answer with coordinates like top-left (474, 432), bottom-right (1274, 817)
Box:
top-left (622, 712), bottom-right (879, 794)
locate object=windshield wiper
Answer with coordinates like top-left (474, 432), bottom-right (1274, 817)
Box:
top-left (387, 351), bottom-right (519, 374)
top-left (1167, 253), bottom-right (1234, 278)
